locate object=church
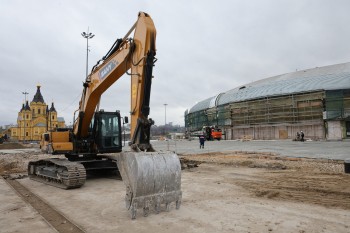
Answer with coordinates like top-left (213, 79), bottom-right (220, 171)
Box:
top-left (10, 85), bottom-right (65, 141)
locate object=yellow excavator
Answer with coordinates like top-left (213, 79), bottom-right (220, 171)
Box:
top-left (28, 12), bottom-right (182, 219)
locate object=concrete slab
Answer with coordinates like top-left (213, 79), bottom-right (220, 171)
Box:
top-left (0, 177), bottom-right (55, 233)
top-left (152, 140), bottom-right (350, 160)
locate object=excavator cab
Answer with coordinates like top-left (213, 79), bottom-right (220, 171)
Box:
top-left (93, 111), bottom-right (122, 153)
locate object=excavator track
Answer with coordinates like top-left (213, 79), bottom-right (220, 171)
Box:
top-left (28, 158), bottom-right (86, 189)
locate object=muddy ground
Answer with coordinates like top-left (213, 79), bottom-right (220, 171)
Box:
top-left (180, 152), bottom-right (349, 210)
top-left (0, 142), bottom-right (350, 232)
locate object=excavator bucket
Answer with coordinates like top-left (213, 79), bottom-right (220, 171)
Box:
top-left (117, 151), bottom-right (182, 219)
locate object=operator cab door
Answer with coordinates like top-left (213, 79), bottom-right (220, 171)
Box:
top-left (94, 111), bottom-right (122, 153)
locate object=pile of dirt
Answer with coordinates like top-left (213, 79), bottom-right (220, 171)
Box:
top-left (180, 157), bottom-right (202, 169)
top-left (0, 152), bottom-right (64, 175)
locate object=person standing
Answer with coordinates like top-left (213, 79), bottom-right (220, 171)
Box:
top-left (199, 135), bottom-right (205, 149)
top-left (300, 131), bottom-right (304, 142)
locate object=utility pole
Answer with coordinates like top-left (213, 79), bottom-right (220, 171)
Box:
top-left (22, 91), bottom-right (28, 143)
top-left (81, 28), bottom-right (95, 79)
top-left (164, 103), bottom-right (168, 136)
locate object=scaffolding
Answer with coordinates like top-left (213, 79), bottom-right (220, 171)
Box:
top-left (187, 89), bottom-right (350, 140)
top-left (228, 91), bottom-right (324, 126)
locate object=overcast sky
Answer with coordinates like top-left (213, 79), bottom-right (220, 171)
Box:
top-left (1, 0), bottom-right (350, 127)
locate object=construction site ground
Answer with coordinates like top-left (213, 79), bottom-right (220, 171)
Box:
top-left (0, 140), bottom-right (349, 233)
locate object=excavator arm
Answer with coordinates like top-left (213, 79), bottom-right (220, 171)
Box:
top-left (30, 12), bottom-right (181, 219)
top-left (74, 12), bottom-right (182, 219)
top-left (74, 12), bottom-right (156, 151)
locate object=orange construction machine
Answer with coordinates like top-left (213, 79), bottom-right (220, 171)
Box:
top-left (29, 12), bottom-right (182, 219)
top-left (203, 126), bottom-right (222, 141)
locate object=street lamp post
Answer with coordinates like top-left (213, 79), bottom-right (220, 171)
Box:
top-left (22, 91), bottom-right (29, 143)
top-left (81, 28), bottom-right (95, 79)
top-left (164, 103), bottom-right (168, 136)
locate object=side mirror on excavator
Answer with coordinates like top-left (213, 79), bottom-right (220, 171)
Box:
top-left (124, 116), bottom-right (129, 124)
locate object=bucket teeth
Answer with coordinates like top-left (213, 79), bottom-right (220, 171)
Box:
top-left (117, 152), bottom-right (182, 219)
top-left (130, 199), bottom-right (182, 219)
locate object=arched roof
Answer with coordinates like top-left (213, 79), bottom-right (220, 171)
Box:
top-left (189, 93), bottom-right (223, 113)
top-left (188, 62), bottom-right (350, 113)
top-left (218, 62), bottom-right (350, 106)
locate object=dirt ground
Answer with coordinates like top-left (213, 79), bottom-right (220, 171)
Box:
top-left (0, 145), bottom-right (63, 175)
top-left (180, 152), bottom-right (349, 210)
top-left (0, 143), bottom-right (350, 232)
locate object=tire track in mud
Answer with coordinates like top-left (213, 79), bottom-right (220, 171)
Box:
top-left (3, 176), bottom-right (85, 233)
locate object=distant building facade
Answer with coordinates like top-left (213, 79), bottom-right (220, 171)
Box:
top-left (185, 63), bottom-right (350, 141)
top-left (10, 85), bottom-right (65, 141)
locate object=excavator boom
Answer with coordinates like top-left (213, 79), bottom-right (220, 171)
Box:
top-left (29, 12), bottom-right (182, 219)
top-left (77, 12), bottom-right (182, 219)
top-left (75, 12), bottom-right (156, 151)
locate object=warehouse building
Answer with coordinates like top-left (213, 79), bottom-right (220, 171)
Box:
top-left (185, 63), bottom-right (350, 140)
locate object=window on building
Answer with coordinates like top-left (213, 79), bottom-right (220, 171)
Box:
top-left (26, 114), bottom-right (29, 119)
top-left (32, 109), bottom-right (35, 114)
top-left (26, 123), bottom-right (29, 127)
top-left (26, 132), bottom-right (29, 136)
top-left (52, 115), bottom-right (55, 120)
top-left (38, 109), bottom-right (41, 114)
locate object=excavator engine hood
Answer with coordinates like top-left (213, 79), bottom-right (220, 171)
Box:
top-left (117, 151), bottom-right (182, 219)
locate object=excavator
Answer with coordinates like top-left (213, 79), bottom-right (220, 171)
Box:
top-left (28, 12), bottom-right (182, 219)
